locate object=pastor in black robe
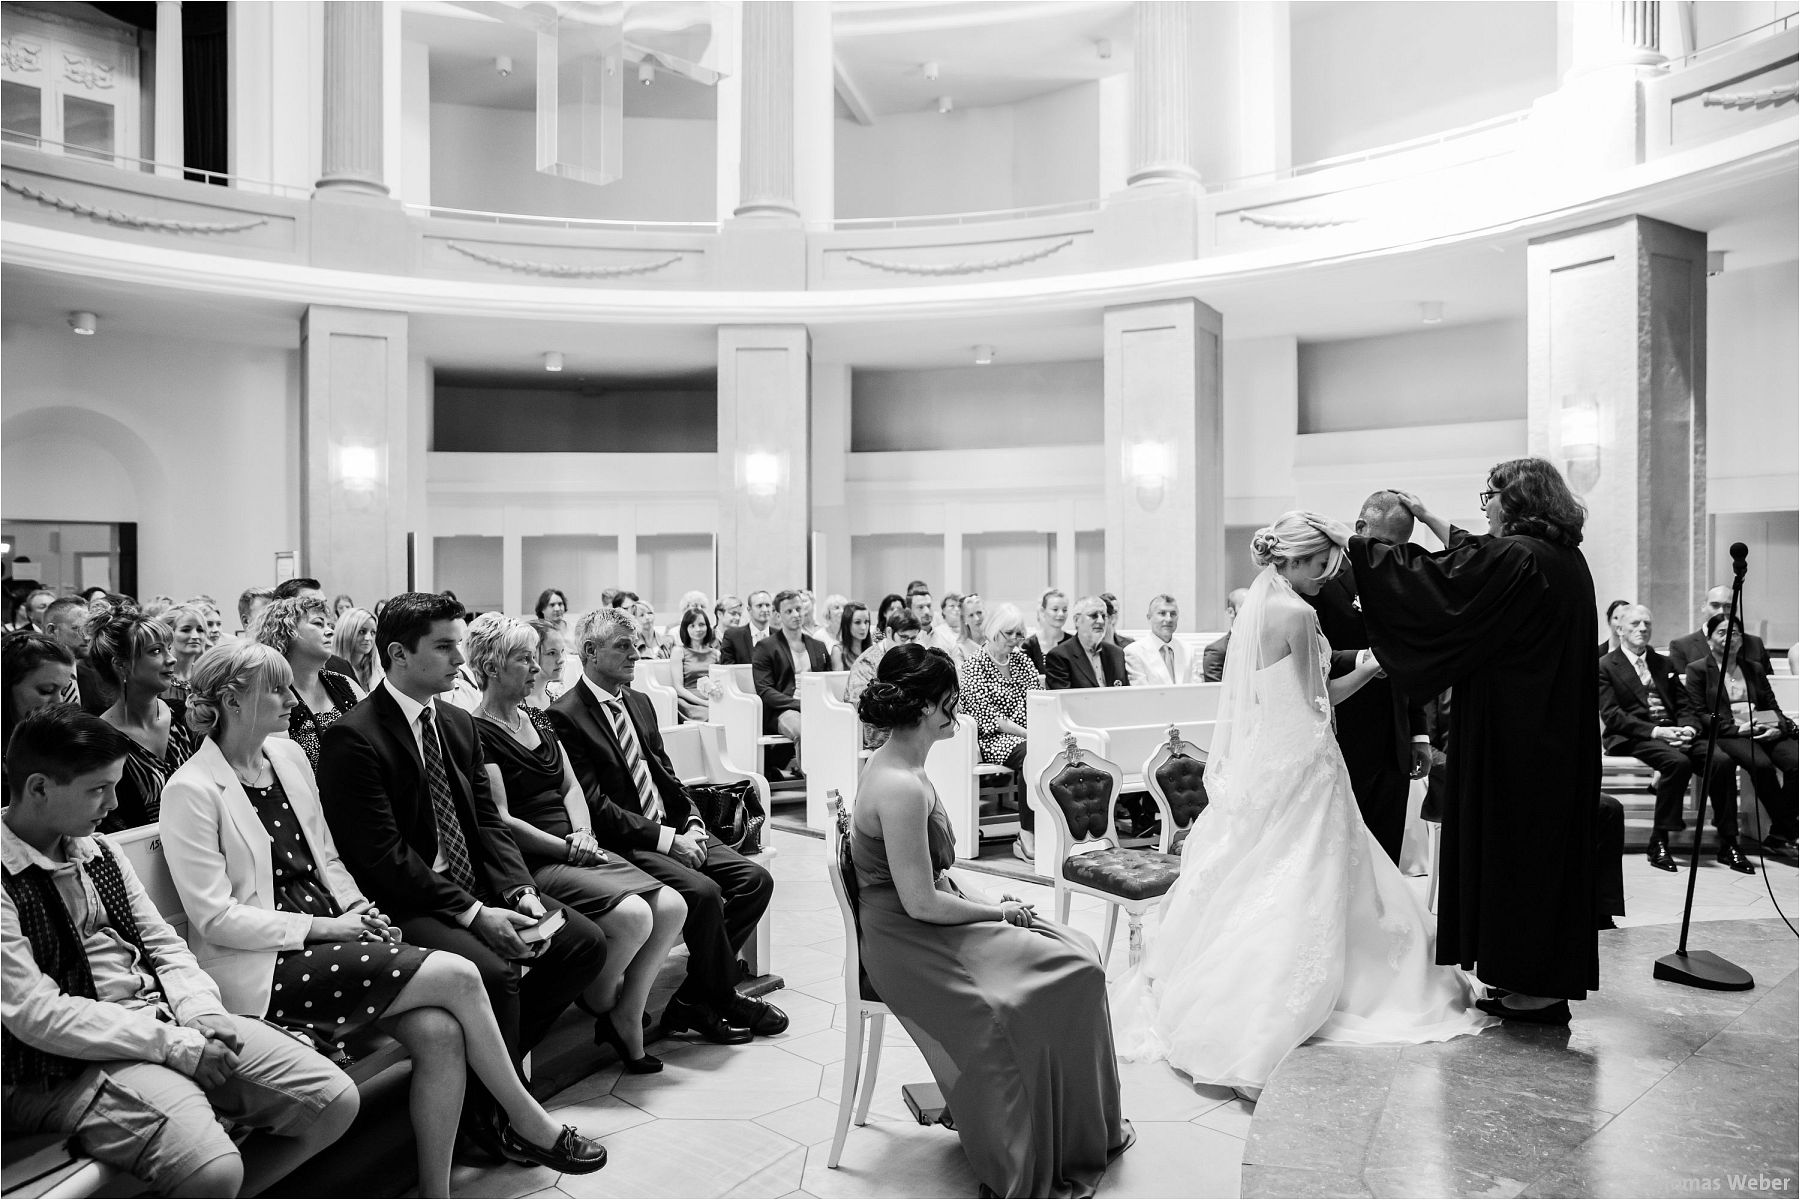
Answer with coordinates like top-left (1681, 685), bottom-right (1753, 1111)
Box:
top-left (1348, 526), bottom-right (1600, 1000)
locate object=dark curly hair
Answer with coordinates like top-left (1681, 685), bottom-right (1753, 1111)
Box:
top-left (857, 643), bottom-right (958, 730)
top-left (1489, 457), bottom-right (1586, 547)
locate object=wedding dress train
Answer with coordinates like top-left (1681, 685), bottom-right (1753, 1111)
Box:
top-left (1112, 567), bottom-right (1491, 1091)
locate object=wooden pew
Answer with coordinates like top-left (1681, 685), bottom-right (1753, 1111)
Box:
top-left (1023, 683), bottom-right (1223, 877)
top-left (922, 713), bottom-right (1021, 857)
top-left (631, 657), bottom-right (680, 728)
top-left (662, 721), bottom-right (779, 978)
top-left (799, 672), bottom-right (856, 834)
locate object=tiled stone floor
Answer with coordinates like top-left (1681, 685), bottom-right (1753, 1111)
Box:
top-left (451, 827), bottom-right (1797, 1200)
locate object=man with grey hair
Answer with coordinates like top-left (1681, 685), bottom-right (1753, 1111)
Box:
top-left (548, 607), bottom-right (783, 1043)
top-left (1126, 594), bottom-right (1195, 685)
top-left (1044, 596), bottom-right (1128, 691)
top-left (1599, 604), bottom-right (1745, 872)
top-left (1303, 490), bottom-right (1431, 864)
top-left (1200, 589), bottom-right (1249, 683)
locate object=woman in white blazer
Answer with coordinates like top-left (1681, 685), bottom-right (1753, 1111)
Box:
top-left (160, 642), bottom-right (607, 1195)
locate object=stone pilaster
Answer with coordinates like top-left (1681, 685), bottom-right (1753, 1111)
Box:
top-left (1127, 1), bottom-right (1200, 187)
top-left (734, 1), bottom-right (798, 219)
top-left (154, 1), bottom-right (182, 178)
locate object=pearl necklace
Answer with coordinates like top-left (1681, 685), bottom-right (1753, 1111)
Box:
top-left (478, 703), bottom-right (527, 735)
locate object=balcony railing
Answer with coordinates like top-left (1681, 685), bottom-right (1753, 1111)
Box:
top-left (400, 202), bottom-right (717, 233)
top-left (0, 133), bottom-right (312, 198)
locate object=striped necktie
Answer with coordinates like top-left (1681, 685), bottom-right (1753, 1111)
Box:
top-left (604, 696), bottom-right (665, 824)
top-left (1161, 642), bottom-right (1175, 683)
top-left (418, 708), bottom-right (478, 893)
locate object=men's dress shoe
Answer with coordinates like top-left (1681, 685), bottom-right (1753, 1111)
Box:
top-left (1759, 834), bottom-right (1796, 856)
top-left (1646, 836), bottom-right (1678, 872)
top-left (661, 998), bottom-right (753, 1045)
top-left (1475, 996), bottom-right (1571, 1025)
top-left (728, 994), bottom-right (790, 1036)
top-left (499, 1124), bottom-right (608, 1175)
top-left (1717, 842), bottom-right (1757, 874)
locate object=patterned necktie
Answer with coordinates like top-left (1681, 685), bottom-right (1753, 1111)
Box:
top-left (418, 708), bottom-right (478, 893)
top-left (604, 697), bottom-right (665, 824)
top-left (1161, 642), bottom-right (1175, 683)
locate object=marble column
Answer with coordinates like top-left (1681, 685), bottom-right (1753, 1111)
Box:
top-left (1127, 1), bottom-right (1200, 187)
top-left (1527, 215), bottom-right (1706, 627)
top-left (1568, 1), bottom-right (1666, 78)
top-left (734, 1), bottom-right (798, 218)
top-left (717, 326), bottom-right (811, 598)
top-left (301, 306), bottom-right (411, 605)
top-left (154, 1), bottom-right (182, 178)
top-left (1103, 299), bottom-right (1225, 619)
top-left (316, 1), bottom-right (386, 194)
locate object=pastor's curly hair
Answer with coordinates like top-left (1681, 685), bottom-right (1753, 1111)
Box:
top-left (1489, 457), bottom-right (1586, 547)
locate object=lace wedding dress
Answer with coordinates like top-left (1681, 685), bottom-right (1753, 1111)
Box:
top-left (1112, 566), bottom-right (1490, 1091)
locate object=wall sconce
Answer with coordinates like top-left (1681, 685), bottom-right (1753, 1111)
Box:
top-left (739, 451), bottom-right (785, 514)
top-left (543, 351), bottom-right (564, 373)
top-left (1419, 301), bottom-right (1443, 325)
top-left (1125, 439), bottom-right (1173, 509)
top-left (973, 344), bottom-right (994, 365)
top-left (337, 445), bottom-right (381, 493)
top-left (1560, 394), bottom-right (1601, 494)
top-left (68, 311), bottom-right (97, 335)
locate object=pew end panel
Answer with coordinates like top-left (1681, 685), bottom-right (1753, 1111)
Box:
top-left (800, 672), bottom-right (855, 834)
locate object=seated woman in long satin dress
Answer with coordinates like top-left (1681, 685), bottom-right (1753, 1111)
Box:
top-left (848, 643), bottom-right (1132, 1199)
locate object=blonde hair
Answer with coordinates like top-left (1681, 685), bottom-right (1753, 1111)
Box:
top-left (186, 642), bottom-right (294, 739)
top-left (983, 602), bottom-right (1026, 641)
top-left (156, 603), bottom-right (212, 642)
top-left (465, 613), bottom-right (539, 688)
top-left (334, 607), bottom-right (378, 689)
top-left (1251, 510), bottom-right (1340, 573)
top-left (251, 596), bottom-right (330, 659)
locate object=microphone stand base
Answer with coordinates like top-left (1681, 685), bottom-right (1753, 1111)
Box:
top-left (1654, 949), bottom-right (1754, 991)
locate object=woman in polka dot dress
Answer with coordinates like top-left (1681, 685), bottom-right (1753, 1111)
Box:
top-left (161, 643), bottom-right (608, 1196)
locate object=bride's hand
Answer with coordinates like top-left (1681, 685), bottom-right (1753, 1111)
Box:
top-left (1310, 516), bottom-right (1353, 549)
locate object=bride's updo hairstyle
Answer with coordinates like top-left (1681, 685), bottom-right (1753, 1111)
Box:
top-left (186, 642), bottom-right (293, 739)
top-left (857, 643), bottom-right (959, 731)
top-left (1251, 510), bottom-right (1341, 573)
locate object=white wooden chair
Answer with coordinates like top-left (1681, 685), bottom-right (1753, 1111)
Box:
top-left (1034, 735), bottom-right (1181, 967)
top-left (824, 792), bottom-right (890, 1169)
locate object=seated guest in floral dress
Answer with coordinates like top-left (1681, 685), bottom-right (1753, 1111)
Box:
top-left (160, 642), bottom-right (608, 1191)
top-left (253, 596), bottom-right (364, 772)
top-left (467, 616), bottom-right (687, 1072)
top-left (90, 608), bottom-right (199, 831)
top-left (956, 603), bottom-right (1044, 862)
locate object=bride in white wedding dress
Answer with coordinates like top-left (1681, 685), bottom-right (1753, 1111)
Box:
top-left (1113, 511), bottom-right (1492, 1094)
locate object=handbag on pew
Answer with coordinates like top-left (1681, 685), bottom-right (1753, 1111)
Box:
top-left (686, 780), bottom-right (767, 855)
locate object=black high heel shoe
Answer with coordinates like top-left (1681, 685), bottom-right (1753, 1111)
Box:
top-left (580, 1000), bottom-right (662, 1074)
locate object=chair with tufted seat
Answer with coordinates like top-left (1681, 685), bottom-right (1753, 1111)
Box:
top-left (1142, 725), bottom-right (1210, 856)
top-left (1034, 734), bottom-right (1181, 967)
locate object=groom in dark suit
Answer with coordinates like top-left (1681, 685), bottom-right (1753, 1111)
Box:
top-left (549, 607), bottom-right (783, 1044)
top-left (318, 591), bottom-right (607, 1171)
top-left (1306, 492), bottom-right (1431, 864)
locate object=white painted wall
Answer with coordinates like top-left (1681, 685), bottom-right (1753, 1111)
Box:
top-left (850, 361), bottom-right (1102, 452)
top-left (1706, 258), bottom-right (1799, 515)
top-left (1289, 1), bottom-right (1558, 164)
top-left (428, 103), bottom-right (717, 220)
top-left (1298, 319), bottom-right (1527, 434)
top-left (834, 83), bottom-right (1099, 219)
top-left (1, 325), bottom-right (301, 607)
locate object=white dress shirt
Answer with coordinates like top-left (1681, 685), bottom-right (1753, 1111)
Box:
top-left (381, 681), bottom-right (484, 925)
top-left (578, 674), bottom-right (704, 855)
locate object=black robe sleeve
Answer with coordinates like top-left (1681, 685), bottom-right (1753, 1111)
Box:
top-left (1347, 528), bottom-right (1551, 699)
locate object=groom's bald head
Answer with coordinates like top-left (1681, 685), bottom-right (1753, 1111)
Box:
top-left (1356, 491), bottom-right (1415, 546)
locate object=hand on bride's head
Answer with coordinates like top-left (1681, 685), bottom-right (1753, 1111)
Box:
top-left (1310, 516), bottom-right (1353, 548)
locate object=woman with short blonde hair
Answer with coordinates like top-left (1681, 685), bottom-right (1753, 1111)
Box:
top-left (252, 596), bottom-right (363, 771)
top-left (333, 606), bottom-right (381, 693)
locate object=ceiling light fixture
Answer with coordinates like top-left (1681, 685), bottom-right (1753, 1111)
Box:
top-left (1707, 250), bottom-right (1726, 276)
top-left (922, 61), bottom-right (939, 81)
top-left (544, 351), bottom-right (564, 372)
top-left (937, 95), bottom-right (953, 115)
top-left (638, 60), bottom-right (655, 86)
top-left (68, 311), bottom-right (97, 335)
top-left (494, 55), bottom-right (512, 77)
top-left (1419, 301), bottom-right (1443, 325)
top-left (973, 344), bottom-right (994, 365)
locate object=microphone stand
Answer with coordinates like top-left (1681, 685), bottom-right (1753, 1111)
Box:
top-left (1653, 546), bottom-right (1755, 991)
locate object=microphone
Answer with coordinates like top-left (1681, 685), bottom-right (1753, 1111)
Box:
top-left (1730, 542), bottom-right (1748, 580)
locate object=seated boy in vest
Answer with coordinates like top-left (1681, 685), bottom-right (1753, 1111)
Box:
top-left (2, 706), bottom-right (358, 1197)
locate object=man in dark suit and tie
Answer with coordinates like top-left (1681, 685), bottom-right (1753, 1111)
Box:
top-left (1044, 596), bottom-right (1130, 690)
top-left (1599, 604), bottom-right (1746, 872)
top-left (720, 590), bottom-right (775, 665)
top-left (317, 592), bottom-right (607, 1172)
top-left (550, 607), bottom-right (783, 1044)
top-left (1665, 585), bottom-right (1775, 677)
top-left (1200, 589), bottom-right (1248, 683)
top-left (1305, 492), bottom-right (1432, 865)
top-left (751, 590), bottom-right (832, 769)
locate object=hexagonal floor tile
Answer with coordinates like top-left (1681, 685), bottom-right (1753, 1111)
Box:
top-left (557, 1118), bottom-right (804, 1199)
top-left (800, 1119), bottom-right (977, 1198)
top-left (612, 1042), bottom-right (823, 1119)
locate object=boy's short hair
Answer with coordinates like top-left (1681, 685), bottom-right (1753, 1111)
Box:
top-left (6, 705), bottom-right (133, 802)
